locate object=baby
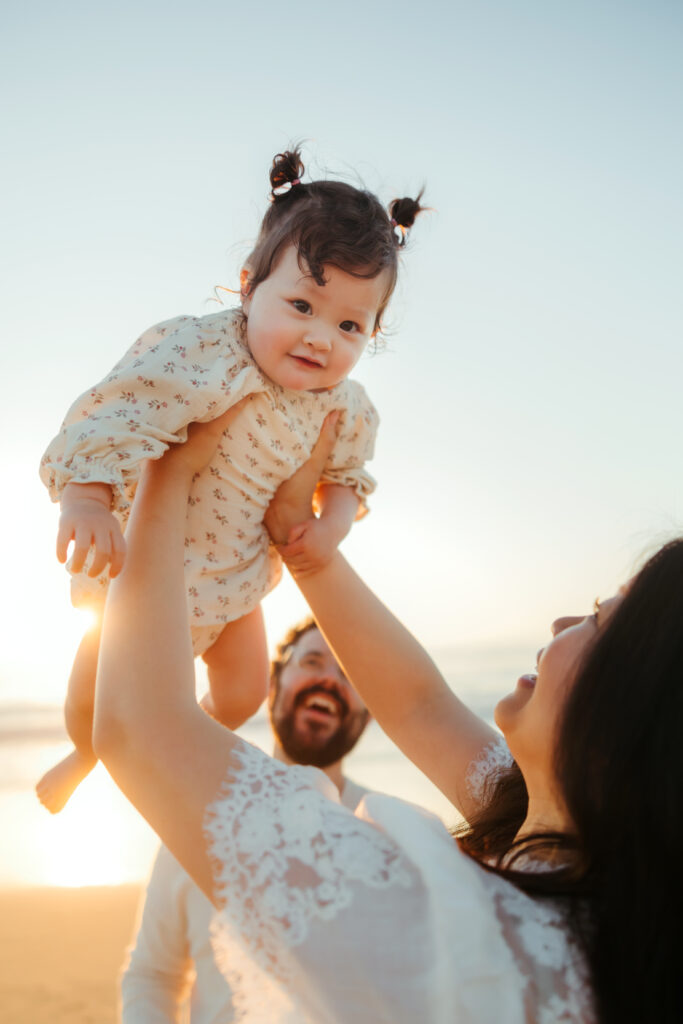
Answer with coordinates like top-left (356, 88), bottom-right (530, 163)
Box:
top-left (37, 147), bottom-right (423, 812)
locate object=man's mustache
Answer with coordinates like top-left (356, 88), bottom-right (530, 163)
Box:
top-left (294, 684), bottom-right (349, 717)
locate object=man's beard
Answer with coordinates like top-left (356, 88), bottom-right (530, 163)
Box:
top-left (273, 691), bottom-right (369, 769)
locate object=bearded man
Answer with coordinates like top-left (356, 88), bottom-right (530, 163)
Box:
top-left (120, 617), bottom-right (371, 1024)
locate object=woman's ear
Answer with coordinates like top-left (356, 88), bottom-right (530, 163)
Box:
top-left (240, 268), bottom-right (252, 312)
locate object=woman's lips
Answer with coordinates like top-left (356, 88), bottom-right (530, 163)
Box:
top-left (517, 673), bottom-right (537, 689)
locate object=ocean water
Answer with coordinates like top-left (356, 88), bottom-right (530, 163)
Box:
top-left (0, 644), bottom-right (530, 888)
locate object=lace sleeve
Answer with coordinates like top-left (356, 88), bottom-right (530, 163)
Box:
top-left (203, 739), bottom-right (595, 1023)
top-left (465, 735), bottom-right (514, 807)
top-left (203, 741), bottom-right (440, 1023)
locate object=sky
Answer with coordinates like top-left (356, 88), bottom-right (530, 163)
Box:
top-left (1, 0), bottom-right (682, 705)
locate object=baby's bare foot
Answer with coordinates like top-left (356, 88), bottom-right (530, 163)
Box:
top-left (36, 749), bottom-right (96, 814)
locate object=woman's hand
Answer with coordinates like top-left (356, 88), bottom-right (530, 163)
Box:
top-left (157, 400), bottom-right (250, 481)
top-left (264, 411), bottom-right (340, 547)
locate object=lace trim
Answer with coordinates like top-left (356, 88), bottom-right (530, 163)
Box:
top-left (465, 735), bottom-right (514, 806)
top-left (203, 739), bottom-right (594, 1023)
top-left (204, 741), bottom-right (415, 1021)
top-left (490, 879), bottom-right (595, 1023)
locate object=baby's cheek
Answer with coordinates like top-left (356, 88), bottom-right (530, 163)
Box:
top-left (339, 345), bottom-right (363, 374)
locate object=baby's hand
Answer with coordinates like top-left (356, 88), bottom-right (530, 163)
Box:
top-left (278, 517), bottom-right (345, 577)
top-left (264, 411), bottom-right (340, 545)
top-left (57, 483), bottom-right (126, 578)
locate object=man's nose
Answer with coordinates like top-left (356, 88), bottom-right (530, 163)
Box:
top-left (315, 665), bottom-right (348, 690)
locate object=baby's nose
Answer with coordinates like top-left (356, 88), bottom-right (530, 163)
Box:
top-left (304, 327), bottom-right (332, 351)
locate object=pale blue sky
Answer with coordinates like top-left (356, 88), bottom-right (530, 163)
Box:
top-left (2, 0), bottom-right (682, 701)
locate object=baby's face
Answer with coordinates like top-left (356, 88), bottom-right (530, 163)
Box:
top-left (242, 245), bottom-right (388, 391)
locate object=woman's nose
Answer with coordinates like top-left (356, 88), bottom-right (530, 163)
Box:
top-left (551, 615), bottom-right (582, 636)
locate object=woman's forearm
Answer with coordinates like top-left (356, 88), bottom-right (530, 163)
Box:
top-left (290, 552), bottom-right (497, 812)
top-left (293, 552), bottom-right (450, 720)
top-left (92, 453), bottom-right (238, 899)
top-left (93, 460), bottom-right (197, 750)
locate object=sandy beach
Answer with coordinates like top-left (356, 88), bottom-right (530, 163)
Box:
top-left (0, 885), bottom-right (141, 1023)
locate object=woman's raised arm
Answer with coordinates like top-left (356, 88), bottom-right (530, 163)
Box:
top-left (92, 412), bottom-right (244, 901)
top-left (266, 423), bottom-right (499, 819)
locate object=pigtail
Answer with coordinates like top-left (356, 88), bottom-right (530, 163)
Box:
top-left (389, 189), bottom-right (425, 247)
top-left (270, 149), bottom-right (305, 199)
top-left (247, 148), bottom-right (428, 334)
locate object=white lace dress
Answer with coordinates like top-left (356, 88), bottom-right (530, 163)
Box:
top-left (204, 739), bottom-right (594, 1023)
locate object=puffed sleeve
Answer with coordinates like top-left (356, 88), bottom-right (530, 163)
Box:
top-left (319, 381), bottom-right (379, 519)
top-left (39, 310), bottom-right (263, 512)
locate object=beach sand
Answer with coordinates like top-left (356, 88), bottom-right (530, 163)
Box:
top-left (0, 885), bottom-right (141, 1023)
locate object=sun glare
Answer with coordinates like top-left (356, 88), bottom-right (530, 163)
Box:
top-left (37, 765), bottom-right (158, 888)
top-left (1, 761), bottom-right (159, 889)
top-left (2, 604), bottom-right (100, 705)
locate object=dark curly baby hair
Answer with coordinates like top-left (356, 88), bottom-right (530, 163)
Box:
top-left (244, 147), bottom-right (425, 335)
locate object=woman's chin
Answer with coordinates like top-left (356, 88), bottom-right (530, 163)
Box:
top-left (494, 678), bottom-right (535, 732)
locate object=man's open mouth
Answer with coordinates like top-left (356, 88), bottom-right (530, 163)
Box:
top-left (296, 687), bottom-right (347, 718)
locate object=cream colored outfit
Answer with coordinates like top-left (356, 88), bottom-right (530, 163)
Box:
top-left (40, 309), bottom-right (378, 654)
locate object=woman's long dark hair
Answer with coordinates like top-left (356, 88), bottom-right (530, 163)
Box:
top-left (457, 538), bottom-right (683, 1023)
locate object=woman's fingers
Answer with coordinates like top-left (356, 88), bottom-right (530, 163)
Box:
top-left (190, 403), bottom-right (245, 444)
top-left (170, 399), bottom-right (251, 475)
top-left (301, 410), bottom-right (340, 485)
top-left (264, 410), bottom-right (341, 545)
top-left (287, 522), bottom-right (308, 545)
top-left (277, 411), bottom-right (340, 505)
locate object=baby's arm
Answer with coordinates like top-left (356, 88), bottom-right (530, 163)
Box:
top-left (41, 312), bottom-right (259, 526)
top-left (283, 483), bottom-right (360, 576)
top-left (57, 481), bottom-right (126, 577)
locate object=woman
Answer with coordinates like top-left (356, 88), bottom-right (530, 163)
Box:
top-left (92, 413), bottom-right (683, 1023)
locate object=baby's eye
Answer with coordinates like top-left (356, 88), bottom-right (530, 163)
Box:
top-left (339, 320), bottom-right (360, 333)
top-left (292, 300), bottom-right (311, 314)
